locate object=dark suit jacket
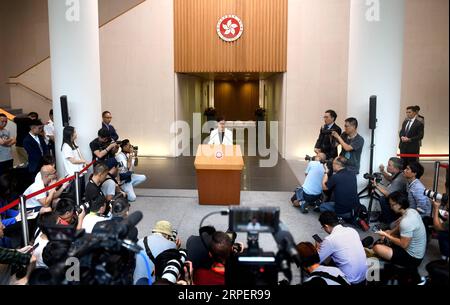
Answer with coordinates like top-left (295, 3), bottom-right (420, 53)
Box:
top-left (23, 134), bottom-right (49, 174)
top-left (315, 123), bottom-right (342, 159)
top-left (398, 119), bottom-right (424, 154)
top-left (101, 123), bottom-right (119, 141)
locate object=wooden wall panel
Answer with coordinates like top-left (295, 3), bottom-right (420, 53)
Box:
top-left (214, 80), bottom-right (259, 121)
top-left (174, 0), bottom-right (287, 72)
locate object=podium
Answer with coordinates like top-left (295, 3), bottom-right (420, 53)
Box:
top-left (194, 144), bottom-right (244, 205)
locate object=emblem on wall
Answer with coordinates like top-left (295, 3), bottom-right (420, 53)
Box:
top-left (217, 15), bottom-right (244, 42)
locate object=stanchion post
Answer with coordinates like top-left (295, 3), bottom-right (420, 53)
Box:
top-left (19, 195), bottom-right (30, 246)
top-left (75, 171), bottom-right (80, 206)
top-left (432, 161), bottom-right (440, 192)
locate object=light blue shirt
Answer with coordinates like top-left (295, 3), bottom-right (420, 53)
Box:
top-left (407, 179), bottom-right (431, 216)
top-left (318, 225), bottom-right (368, 284)
top-left (303, 161), bottom-right (325, 195)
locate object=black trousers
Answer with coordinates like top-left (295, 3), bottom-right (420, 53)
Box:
top-left (0, 159), bottom-right (14, 175)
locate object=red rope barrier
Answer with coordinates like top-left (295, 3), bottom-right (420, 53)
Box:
top-left (397, 153), bottom-right (449, 158)
top-left (440, 164), bottom-right (449, 169)
top-left (0, 161), bottom-right (95, 214)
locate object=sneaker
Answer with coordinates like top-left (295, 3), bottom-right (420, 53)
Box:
top-left (313, 204), bottom-right (321, 213)
top-left (299, 202), bottom-right (308, 214)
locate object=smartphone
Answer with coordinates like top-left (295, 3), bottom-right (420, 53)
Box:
top-left (312, 234), bottom-right (323, 243)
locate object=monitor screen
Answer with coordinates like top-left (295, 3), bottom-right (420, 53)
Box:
top-left (229, 207), bottom-right (280, 233)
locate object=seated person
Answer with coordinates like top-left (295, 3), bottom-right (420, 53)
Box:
top-left (320, 157), bottom-right (360, 221)
top-left (404, 162), bottom-right (432, 217)
top-left (23, 165), bottom-right (69, 212)
top-left (100, 159), bottom-right (126, 202)
top-left (373, 191), bottom-right (427, 269)
top-left (31, 211), bottom-right (56, 269)
top-left (116, 140), bottom-right (147, 202)
top-left (296, 242), bottom-right (350, 286)
top-left (134, 220), bottom-right (180, 285)
top-left (93, 197), bottom-right (137, 242)
top-left (54, 198), bottom-right (85, 230)
top-left (84, 162), bottom-right (109, 204)
top-left (316, 212), bottom-right (367, 285)
top-left (246, 217), bottom-right (261, 231)
top-left (374, 157), bottom-right (408, 224)
top-left (292, 152), bottom-right (326, 213)
top-left (81, 196), bottom-right (111, 234)
top-left (194, 231), bottom-right (233, 285)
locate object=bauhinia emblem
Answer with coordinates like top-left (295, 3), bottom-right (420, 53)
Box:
top-left (217, 15), bottom-right (244, 42)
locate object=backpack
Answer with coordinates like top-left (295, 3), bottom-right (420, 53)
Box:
top-left (353, 204), bottom-right (369, 231)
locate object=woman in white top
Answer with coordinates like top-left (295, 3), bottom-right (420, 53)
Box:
top-left (61, 126), bottom-right (87, 176)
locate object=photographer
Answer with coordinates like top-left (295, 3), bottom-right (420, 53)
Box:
top-left (374, 157), bottom-right (408, 224)
top-left (154, 248), bottom-right (192, 285)
top-left (84, 162), bottom-right (109, 204)
top-left (403, 162), bottom-right (431, 217)
top-left (81, 195), bottom-right (111, 234)
top-left (316, 212), bottom-right (367, 285)
top-left (296, 242), bottom-right (349, 286)
top-left (314, 110), bottom-right (342, 160)
top-left (194, 231), bottom-right (233, 285)
top-left (134, 220), bottom-right (180, 285)
top-left (331, 117), bottom-right (364, 175)
top-left (54, 198), bottom-right (85, 230)
top-left (321, 156), bottom-right (359, 222)
top-left (291, 152), bottom-right (326, 213)
top-left (373, 191), bottom-right (426, 269)
top-left (89, 129), bottom-right (119, 162)
top-left (101, 159), bottom-right (127, 202)
top-left (116, 139), bottom-right (147, 202)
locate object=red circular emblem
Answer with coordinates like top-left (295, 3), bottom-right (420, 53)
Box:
top-left (217, 15), bottom-right (244, 42)
top-left (215, 151), bottom-right (224, 159)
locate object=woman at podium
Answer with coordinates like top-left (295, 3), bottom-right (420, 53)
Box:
top-left (208, 116), bottom-right (233, 145)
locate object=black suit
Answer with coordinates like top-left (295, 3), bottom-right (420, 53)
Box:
top-left (23, 133), bottom-right (49, 175)
top-left (314, 123), bottom-right (342, 160)
top-left (399, 118), bottom-right (424, 166)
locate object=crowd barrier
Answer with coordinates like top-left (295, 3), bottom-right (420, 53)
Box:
top-left (0, 161), bottom-right (95, 245)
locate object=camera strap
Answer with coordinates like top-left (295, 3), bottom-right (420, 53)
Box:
top-left (143, 236), bottom-right (156, 265)
top-left (309, 271), bottom-right (350, 286)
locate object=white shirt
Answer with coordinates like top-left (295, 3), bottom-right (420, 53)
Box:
top-left (23, 175), bottom-right (46, 208)
top-left (405, 116), bottom-right (416, 133)
top-left (116, 152), bottom-right (132, 173)
top-left (318, 225), bottom-right (368, 284)
top-left (43, 120), bottom-right (54, 144)
top-left (101, 178), bottom-right (117, 197)
top-left (61, 143), bottom-right (84, 176)
top-left (305, 265), bottom-right (350, 285)
top-left (208, 128), bottom-right (233, 145)
top-left (33, 233), bottom-right (49, 268)
top-left (30, 132), bottom-right (43, 154)
top-left (82, 213), bottom-right (111, 233)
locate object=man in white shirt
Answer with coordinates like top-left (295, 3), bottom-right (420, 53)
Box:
top-left (208, 117), bottom-right (233, 145)
top-left (116, 139), bottom-right (147, 202)
top-left (316, 211), bottom-right (368, 285)
top-left (23, 165), bottom-right (69, 211)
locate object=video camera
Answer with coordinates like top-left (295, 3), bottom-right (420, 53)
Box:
top-left (424, 189), bottom-right (448, 205)
top-left (32, 211), bottom-right (143, 285)
top-left (223, 207), bottom-right (300, 285)
top-left (363, 172), bottom-right (383, 183)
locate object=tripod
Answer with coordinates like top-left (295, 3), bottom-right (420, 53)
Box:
top-left (358, 127), bottom-right (380, 223)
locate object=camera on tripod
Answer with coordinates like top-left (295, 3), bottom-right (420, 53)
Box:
top-left (424, 189), bottom-right (448, 205)
top-left (363, 172), bottom-right (382, 183)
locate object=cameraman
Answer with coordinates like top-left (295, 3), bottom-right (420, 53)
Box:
top-left (321, 156), bottom-right (359, 222)
top-left (89, 129), bottom-right (119, 162)
top-left (116, 139), bottom-right (147, 202)
top-left (314, 110), bottom-right (342, 160)
top-left (134, 220), bottom-right (180, 285)
top-left (100, 159), bottom-right (127, 202)
top-left (374, 157), bottom-right (408, 224)
top-left (291, 152), bottom-right (326, 213)
top-left (331, 117), bottom-right (364, 175)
